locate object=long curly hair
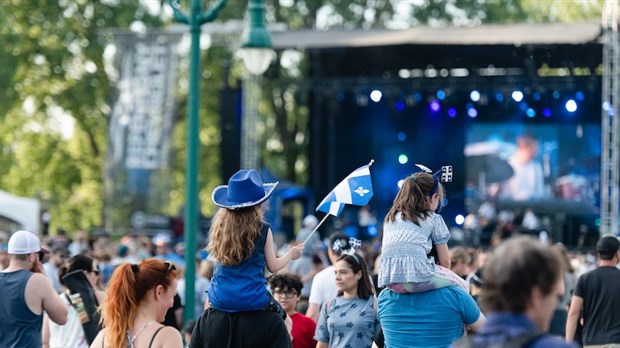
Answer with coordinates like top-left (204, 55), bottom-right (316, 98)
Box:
top-left (99, 259), bottom-right (176, 348)
top-left (384, 172), bottom-right (444, 225)
top-left (207, 205), bottom-right (264, 266)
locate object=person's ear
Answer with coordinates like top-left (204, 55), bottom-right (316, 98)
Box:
top-left (154, 284), bottom-right (164, 299)
top-left (356, 273), bottom-right (362, 280)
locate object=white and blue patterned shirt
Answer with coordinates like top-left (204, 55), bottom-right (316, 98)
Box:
top-left (379, 212), bottom-right (450, 287)
top-left (315, 296), bottom-right (377, 348)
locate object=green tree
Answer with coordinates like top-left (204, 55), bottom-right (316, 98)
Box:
top-left (0, 0), bottom-right (162, 232)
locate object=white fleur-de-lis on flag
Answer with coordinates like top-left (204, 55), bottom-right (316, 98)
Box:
top-left (354, 186), bottom-right (370, 197)
top-left (316, 160), bottom-right (374, 217)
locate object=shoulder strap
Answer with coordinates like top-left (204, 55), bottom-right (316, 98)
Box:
top-left (148, 326), bottom-right (165, 348)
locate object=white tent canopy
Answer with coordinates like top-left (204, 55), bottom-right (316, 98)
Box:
top-left (0, 190), bottom-right (40, 233)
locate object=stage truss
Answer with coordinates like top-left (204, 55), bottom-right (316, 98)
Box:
top-left (601, 0), bottom-right (620, 236)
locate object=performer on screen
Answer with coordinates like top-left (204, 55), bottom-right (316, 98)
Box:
top-left (500, 133), bottom-right (545, 201)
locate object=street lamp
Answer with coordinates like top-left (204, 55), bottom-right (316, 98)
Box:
top-left (168, 0), bottom-right (273, 322)
top-left (240, 0), bottom-right (274, 75)
top-left (168, 0), bottom-right (227, 323)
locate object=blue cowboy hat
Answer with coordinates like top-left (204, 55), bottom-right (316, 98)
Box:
top-left (212, 169), bottom-right (278, 210)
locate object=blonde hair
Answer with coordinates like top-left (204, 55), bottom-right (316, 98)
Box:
top-left (207, 206), bottom-right (264, 266)
top-left (199, 259), bottom-right (215, 280)
top-left (384, 172), bottom-right (444, 225)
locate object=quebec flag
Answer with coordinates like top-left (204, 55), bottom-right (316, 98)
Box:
top-left (316, 161), bottom-right (374, 216)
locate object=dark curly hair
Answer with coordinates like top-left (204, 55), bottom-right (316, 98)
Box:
top-left (268, 273), bottom-right (303, 295)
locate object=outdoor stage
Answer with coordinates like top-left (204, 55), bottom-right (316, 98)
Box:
top-left (272, 22), bottom-right (604, 247)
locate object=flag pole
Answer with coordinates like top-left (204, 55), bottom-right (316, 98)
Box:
top-left (302, 213), bottom-right (330, 246)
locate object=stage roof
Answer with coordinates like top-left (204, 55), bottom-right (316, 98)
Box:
top-left (272, 22), bottom-right (601, 50)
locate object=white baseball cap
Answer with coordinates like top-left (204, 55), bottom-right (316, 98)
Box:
top-left (8, 230), bottom-right (48, 255)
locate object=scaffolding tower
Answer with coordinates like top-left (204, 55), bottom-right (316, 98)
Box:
top-left (601, 0), bottom-right (620, 236)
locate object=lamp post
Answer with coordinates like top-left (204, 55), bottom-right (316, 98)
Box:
top-left (240, 0), bottom-right (274, 170)
top-left (168, 0), bottom-right (227, 323)
top-left (168, 0), bottom-right (273, 322)
top-left (240, 0), bottom-right (274, 76)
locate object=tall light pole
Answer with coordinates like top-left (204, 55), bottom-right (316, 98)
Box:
top-left (168, 0), bottom-right (227, 323)
top-left (168, 0), bottom-right (273, 322)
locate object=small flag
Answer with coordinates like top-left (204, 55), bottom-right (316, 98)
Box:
top-left (440, 165), bottom-right (453, 183)
top-left (316, 160), bottom-right (374, 216)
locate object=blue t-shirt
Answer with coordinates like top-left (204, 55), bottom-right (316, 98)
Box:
top-left (315, 296), bottom-right (377, 348)
top-left (207, 224), bottom-right (270, 312)
top-left (378, 287), bottom-right (480, 348)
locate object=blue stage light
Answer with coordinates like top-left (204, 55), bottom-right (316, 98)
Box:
top-left (398, 154), bottom-right (408, 164)
top-left (430, 100), bottom-right (441, 112)
top-left (397, 132), bottom-right (406, 142)
top-left (467, 107), bottom-right (478, 118)
top-left (436, 89), bottom-right (446, 100)
top-left (533, 92), bottom-right (541, 101)
top-left (575, 91), bottom-right (585, 101)
top-left (495, 92), bottom-right (504, 102)
top-left (526, 108), bottom-right (536, 118)
top-left (553, 90), bottom-right (560, 99)
top-left (542, 108), bottom-right (552, 117)
top-left (448, 108), bottom-right (457, 118)
top-left (565, 99), bottom-right (577, 112)
top-left (395, 101), bottom-right (405, 111)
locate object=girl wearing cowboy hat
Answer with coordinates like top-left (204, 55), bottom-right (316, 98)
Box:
top-left (205, 169), bottom-right (304, 332)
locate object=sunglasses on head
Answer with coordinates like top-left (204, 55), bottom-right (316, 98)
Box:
top-left (157, 261), bottom-right (176, 284)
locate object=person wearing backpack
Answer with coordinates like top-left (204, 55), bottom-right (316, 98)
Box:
top-left (452, 236), bottom-right (578, 348)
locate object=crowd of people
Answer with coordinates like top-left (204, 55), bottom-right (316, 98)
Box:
top-left (0, 168), bottom-right (619, 347)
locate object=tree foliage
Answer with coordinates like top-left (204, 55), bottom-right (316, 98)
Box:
top-left (0, 0), bottom-right (162, 231)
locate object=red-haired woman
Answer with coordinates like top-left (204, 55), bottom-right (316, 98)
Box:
top-left (90, 259), bottom-right (183, 348)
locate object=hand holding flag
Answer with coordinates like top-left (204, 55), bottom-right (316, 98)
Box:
top-left (303, 160), bottom-right (375, 245)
